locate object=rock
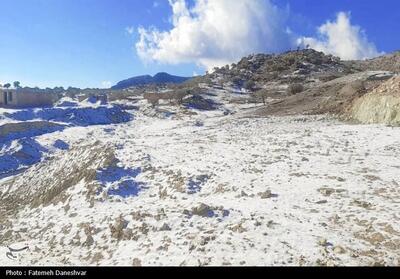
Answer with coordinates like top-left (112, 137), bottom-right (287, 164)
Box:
top-left (123, 228), bottom-right (134, 240)
top-left (138, 223), bottom-right (149, 235)
top-left (241, 190), bottom-right (249, 197)
top-left (132, 258), bottom-right (142, 267)
top-left (159, 223), bottom-right (172, 231)
top-left (352, 200), bottom-right (374, 210)
top-left (109, 215), bottom-right (129, 241)
top-left (267, 220), bottom-right (278, 228)
top-left (84, 235), bottom-right (94, 247)
top-left (318, 188), bottom-right (335, 197)
top-left (81, 223), bottom-right (95, 247)
top-left (367, 232), bottom-right (386, 245)
top-left (318, 238), bottom-right (329, 247)
top-left (316, 200), bottom-right (328, 205)
top-left (91, 252), bottom-right (104, 264)
top-left (230, 223), bottom-right (247, 233)
top-left (258, 190), bottom-right (273, 199)
top-left (3, 230), bottom-right (13, 239)
top-left (349, 76), bottom-right (400, 126)
top-left (191, 203), bottom-right (214, 217)
top-left (334, 246), bottom-right (346, 254)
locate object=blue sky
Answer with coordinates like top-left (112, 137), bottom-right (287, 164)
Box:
top-left (285, 0), bottom-right (400, 51)
top-left (0, 0), bottom-right (399, 88)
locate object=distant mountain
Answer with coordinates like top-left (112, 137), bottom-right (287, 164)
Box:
top-left (111, 72), bottom-right (192, 90)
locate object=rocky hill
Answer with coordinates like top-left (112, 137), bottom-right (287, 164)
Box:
top-left (204, 49), bottom-right (358, 90)
top-left (186, 49), bottom-right (399, 124)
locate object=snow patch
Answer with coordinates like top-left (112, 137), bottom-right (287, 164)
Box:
top-left (96, 166), bottom-right (146, 198)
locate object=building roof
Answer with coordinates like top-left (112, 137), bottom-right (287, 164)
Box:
top-left (0, 87), bottom-right (16, 91)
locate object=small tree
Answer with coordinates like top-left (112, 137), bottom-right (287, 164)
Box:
top-left (144, 93), bottom-right (160, 107)
top-left (150, 97), bottom-right (160, 107)
top-left (4, 83), bottom-right (11, 89)
top-left (13, 81), bottom-right (21, 88)
top-left (244, 80), bottom-right (256, 91)
top-left (255, 89), bottom-right (269, 106)
top-left (287, 83), bottom-right (304, 95)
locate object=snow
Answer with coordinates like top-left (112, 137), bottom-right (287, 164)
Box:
top-left (53, 139), bottom-right (69, 151)
top-left (187, 175), bottom-right (210, 195)
top-left (0, 138), bottom-right (47, 178)
top-left (97, 166), bottom-right (145, 198)
top-left (0, 95), bottom-right (400, 266)
top-left (5, 106), bottom-right (132, 127)
top-left (0, 103), bottom-right (133, 178)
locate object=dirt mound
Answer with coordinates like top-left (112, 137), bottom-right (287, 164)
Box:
top-left (0, 122), bottom-right (66, 177)
top-left (349, 75), bottom-right (400, 125)
top-left (5, 106), bottom-right (132, 127)
top-left (0, 141), bottom-right (117, 218)
top-left (0, 138), bottom-right (47, 177)
top-left (0, 121), bottom-right (64, 144)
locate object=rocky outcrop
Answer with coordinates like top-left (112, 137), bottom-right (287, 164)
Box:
top-left (349, 75), bottom-right (400, 125)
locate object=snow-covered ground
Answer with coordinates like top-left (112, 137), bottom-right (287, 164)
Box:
top-left (0, 97), bottom-right (400, 266)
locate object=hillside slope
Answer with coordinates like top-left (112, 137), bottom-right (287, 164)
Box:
top-left (203, 49), bottom-right (358, 91)
top-left (346, 51), bottom-right (400, 73)
top-left (349, 75), bottom-right (400, 125)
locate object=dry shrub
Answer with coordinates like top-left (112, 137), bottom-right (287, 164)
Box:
top-left (287, 83), bottom-right (304, 95)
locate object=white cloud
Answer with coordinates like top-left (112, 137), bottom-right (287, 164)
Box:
top-left (135, 2), bottom-right (382, 68)
top-left (298, 12), bottom-right (382, 60)
top-left (136, 0), bottom-right (295, 70)
top-left (126, 26), bottom-right (135, 35)
top-left (101, 81), bottom-right (112, 88)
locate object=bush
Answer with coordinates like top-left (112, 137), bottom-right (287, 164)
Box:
top-left (143, 93), bottom-right (160, 107)
top-left (255, 89), bottom-right (268, 105)
top-left (287, 83), bottom-right (304, 95)
top-left (232, 77), bottom-right (243, 87)
top-left (244, 80), bottom-right (256, 91)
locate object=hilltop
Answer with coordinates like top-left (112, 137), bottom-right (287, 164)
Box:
top-left (202, 49), bottom-right (357, 90)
